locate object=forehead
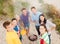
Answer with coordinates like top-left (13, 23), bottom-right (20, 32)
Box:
top-left (32, 8), bottom-right (36, 10)
top-left (40, 16), bottom-right (44, 18)
top-left (12, 20), bottom-right (17, 22)
top-left (22, 9), bottom-right (27, 11)
top-left (40, 26), bottom-right (44, 28)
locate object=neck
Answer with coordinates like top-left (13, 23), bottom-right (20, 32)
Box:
top-left (6, 28), bottom-right (13, 32)
top-left (41, 32), bottom-right (47, 36)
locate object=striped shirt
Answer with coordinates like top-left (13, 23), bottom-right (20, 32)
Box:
top-left (41, 32), bottom-right (49, 44)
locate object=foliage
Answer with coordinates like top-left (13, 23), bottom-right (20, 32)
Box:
top-left (39, 0), bottom-right (44, 3)
top-left (0, 0), bottom-right (14, 19)
top-left (21, 1), bottom-right (29, 8)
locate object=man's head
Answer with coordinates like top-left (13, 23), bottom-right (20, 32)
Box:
top-left (31, 7), bottom-right (36, 14)
top-left (21, 8), bottom-right (27, 16)
top-left (3, 21), bottom-right (11, 29)
top-left (11, 18), bottom-right (17, 27)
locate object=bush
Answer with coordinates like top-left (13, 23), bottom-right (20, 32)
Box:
top-left (21, 2), bottom-right (29, 8)
top-left (0, 0), bottom-right (14, 20)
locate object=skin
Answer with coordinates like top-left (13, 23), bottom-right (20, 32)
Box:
top-left (11, 20), bottom-right (21, 37)
top-left (39, 26), bottom-right (46, 35)
top-left (22, 9), bottom-right (30, 36)
top-left (11, 20), bottom-right (17, 28)
top-left (6, 23), bottom-right (13, 32)
top-left (31, 8), bottom-right (37, 14)
top-left (39, 26), bottom-right (47, 44)
top-left (40, 16), bottom-right (45, 22)
top-left (22, 10), bottom-right (27, 16)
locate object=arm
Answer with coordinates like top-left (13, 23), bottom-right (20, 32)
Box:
top-left (47, 20), bottom-right (56, 30)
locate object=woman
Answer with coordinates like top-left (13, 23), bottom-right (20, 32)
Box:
top-left (39, 24), bottom-right (49, 44)
top-left (39, 14), bottom-right (56, 44)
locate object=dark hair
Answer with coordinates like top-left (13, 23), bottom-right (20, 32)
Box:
top-left (3, 21), bottom-right (10, 29)
top-left (11, 18), bottom-right (17, 21)
top-left (31, 7), bottom-right (36, 10)
top-left (39, 24), bottom-right (48, 32)
top-left (21, 8), bottom-right (26, 11)
top-left (39, 14), bottom-right (47, 24)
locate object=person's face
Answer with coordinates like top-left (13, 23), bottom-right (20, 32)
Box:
top-left (39, 26), bottom-right (46, 34)
top-left (22, 10), bottom-right (27, 16)
top-left (11, 20), bottom-right (17, 27)
top-left (40, 16), bottom-right (45, 22)
top-left (31, 8), bottom-right (36, 14)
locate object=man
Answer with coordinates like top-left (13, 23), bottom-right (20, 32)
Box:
top-left (31, 7), bottom-right (42, 35)
top-left (20, 8), bottom-right (30, 36)
top-left (3, 21), bottom-right (22, 44)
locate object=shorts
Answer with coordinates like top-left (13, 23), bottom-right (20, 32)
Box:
top-left (24, 23), bottom-right (30, 30)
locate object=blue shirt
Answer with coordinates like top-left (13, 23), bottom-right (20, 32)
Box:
top-left (31, 12), bottom-right (42, 26)
top-left (20, 12), bottom-right (29, 27)
top-left (14, 25), bottom-right (19, 33)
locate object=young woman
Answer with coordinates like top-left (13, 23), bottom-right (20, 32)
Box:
top-left (39, 24), bottom-right (49, 44)
top-left (39, 14), bottom-right (56, 44)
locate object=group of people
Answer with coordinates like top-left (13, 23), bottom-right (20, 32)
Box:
top-left (3, 7), bottom-right (56, 44)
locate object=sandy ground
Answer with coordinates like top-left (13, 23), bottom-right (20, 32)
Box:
top-left (0, 0), bottom-right (60, 44)
top-left (0, 21), bottom-right (60, 44)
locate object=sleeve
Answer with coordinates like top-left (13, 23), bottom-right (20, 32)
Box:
top-left (44, 35), bottom-right (49, 44)
top-left (47, 20), bottom-right (56, 28)
top-left (38, 39), bottom-right (40, 44)
top-left (31, 15), bottom-right (35, 21)
top-left (39, 12), bottom-right (43, 16)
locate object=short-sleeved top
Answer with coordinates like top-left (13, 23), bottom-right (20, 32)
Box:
top-left (31, 12), bottom-right (42, 26)
top-left (46, 20), bottom-right (56, 34)
top-left (46, 20), bottom-right (56, 30)
top-left (41, 32), bottom-right (49, 44)
top-left (38, 32), bottom-right (49, 44)
top-left (6, 30), bottom-right (22, 44)
top-left (20, 12), bottom-right (29, 26)
top-left (14, 25), bottom-right (19, 33)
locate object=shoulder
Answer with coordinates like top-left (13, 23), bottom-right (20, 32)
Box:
top-left (37, 11), bottom-right (42, 14)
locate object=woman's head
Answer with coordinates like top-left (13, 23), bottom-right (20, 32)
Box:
top-left (39, 24), bottom-right (48, 35)
top-left (39, 14), bottom-right (46, 24)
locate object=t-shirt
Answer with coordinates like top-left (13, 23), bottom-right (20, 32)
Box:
top-left (46, 20), bottom-right (56, 30)
top-left (46, 20), bottom-right (56, 34)
top-left (20, 12), bottom-right (29, 27)
top-left (6, 30), bottom-right (22, 44)
top-left (14, 25), bottom-right (19, 33)
top-left (40, 32), bottom-right (49, 44)
top-left (31, 12), bottom-right (42, 26)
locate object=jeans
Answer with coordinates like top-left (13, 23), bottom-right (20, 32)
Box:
top-left (35, 26), bottom-right (40, 35)
top-left (48, 34), bottom-right (51, 44)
